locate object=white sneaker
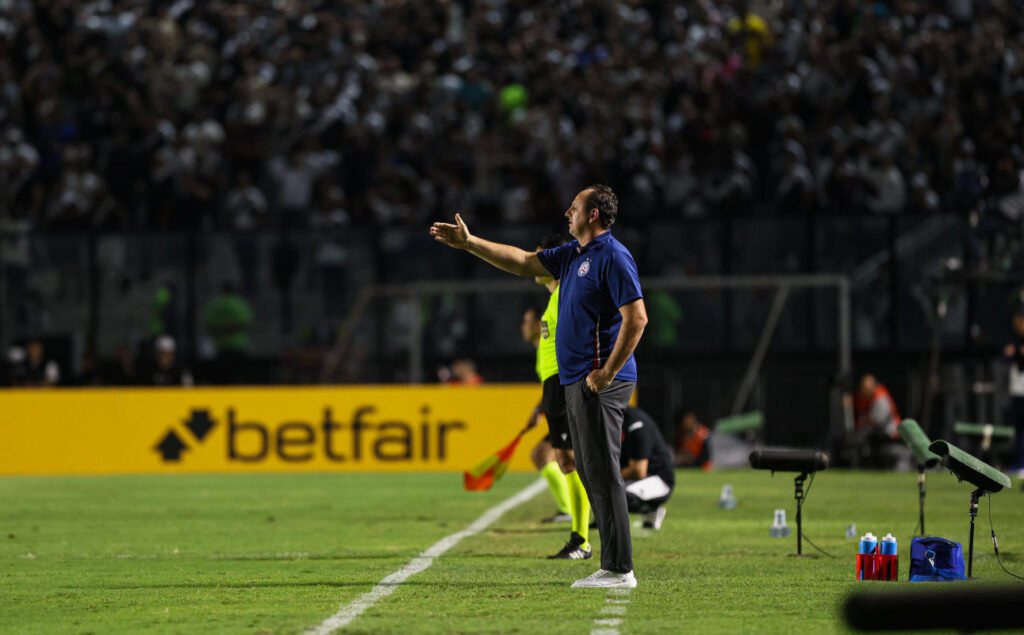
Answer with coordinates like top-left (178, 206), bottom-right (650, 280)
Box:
top-left (571, 569), bottom-right (608, 584)
top-left (643, 506), bottom-right (667, 530)
top-left (572, 569), bottom-right (637, 589)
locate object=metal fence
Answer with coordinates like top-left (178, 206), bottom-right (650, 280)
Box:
top-left (0, 214), bottom-right (1018, 380)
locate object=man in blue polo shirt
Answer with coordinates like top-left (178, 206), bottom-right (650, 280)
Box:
top-left (430, 185), bottom-right (648, 589)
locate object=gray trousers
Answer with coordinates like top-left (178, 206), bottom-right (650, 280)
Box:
top-left (565, 378), bottom-right (635, 573)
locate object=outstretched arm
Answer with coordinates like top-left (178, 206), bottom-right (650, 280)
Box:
top-left (430, 213), bottom-right (550, 278)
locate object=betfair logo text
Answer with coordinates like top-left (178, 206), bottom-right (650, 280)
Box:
top-left (155, 406), bottom-right (466, 464)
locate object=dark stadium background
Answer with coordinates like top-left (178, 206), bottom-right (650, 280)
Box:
top-left (2, 0), bottom-right (1024, 457)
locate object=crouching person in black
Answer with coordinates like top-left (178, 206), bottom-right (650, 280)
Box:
top-left (620, 406), bottom-right (675, 529)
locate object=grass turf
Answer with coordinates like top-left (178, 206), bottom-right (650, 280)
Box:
top-left (2, 470), bottom-right (1023, 634)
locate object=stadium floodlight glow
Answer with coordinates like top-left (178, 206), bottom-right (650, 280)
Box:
top-left (929, 439), bottom-right (1012, 577)
top-left (897, 419), bottom-right (939, 535)
top-left (749, 447), bottom-right (830, 556)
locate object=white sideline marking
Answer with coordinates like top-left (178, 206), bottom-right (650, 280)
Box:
top-left (308, 478), bottom-right (547, 634)
top-left (591, 589), bottom-right (630, 635)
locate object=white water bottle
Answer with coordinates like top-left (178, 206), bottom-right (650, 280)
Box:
top-left (770, 509), bottom-right (791, 538)
top-left (719, 484), bottom-right (738, 509)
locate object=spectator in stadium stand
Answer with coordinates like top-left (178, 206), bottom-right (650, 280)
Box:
top-left (147, 284), bottom-right (180, 344)
top-left (4, 0), bottom-right (1024, 232)
top-left (728, 0), bottom-right (773, 70)
top-left (0, 128), bottom-right (40, 222)
top-left (673, 410), bottom-right (712, 470)
top-left (445, 359), bottom-right (484, 386)
top-left (202, 282), bottom-right (253, 384)
top-left (852, 373), bottom-right (902, 468)
top-left (144, 335), bottom-right (194, 387)
top-left (108, 343), bottom-right (138, 387)
top-left (21, 338), bottom-right (60, 387)
top-left (430, 184), bottom-right (647, 590)
top-left (266, 144), bottom-right (339, 228)
top-left (224, 170), bottom-right (268, 298)
top-left (3, 345), bottom-right (27, 387)
top-left (0, 207), bottom-right (32, 331)
top-left (620, 406), bottom-right (675, 530)
top-left (75, 350), bottom-right (104, 387)
top-left (1001, 306), bottom-right (1024, 473)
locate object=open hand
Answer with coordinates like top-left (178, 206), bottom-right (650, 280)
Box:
top-left (430, 213), bottom-right (472, 249)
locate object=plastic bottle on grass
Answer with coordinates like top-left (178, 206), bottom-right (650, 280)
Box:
top-left (719, 484), bottom-right (737, 509)
top-left (878, 533), bottom-right (898, 581)
top-left (769, 509), bottom-right (790, 538)
top-left (857, 532), bottom-right (878, 580)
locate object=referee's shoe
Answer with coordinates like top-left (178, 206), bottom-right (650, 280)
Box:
top-left (548, 532), bottom-right (592, 560)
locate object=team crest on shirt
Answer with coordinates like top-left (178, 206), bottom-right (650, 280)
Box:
top-left (577, 259), bottom-right (591, 277)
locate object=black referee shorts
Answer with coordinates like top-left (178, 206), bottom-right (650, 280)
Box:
top-left (541, 374), bottom-right (572, 450)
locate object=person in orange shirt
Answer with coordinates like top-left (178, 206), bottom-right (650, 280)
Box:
top-left (852, 373), bottom-right (902, 467)
top-left (672, 410), bottom-right (711, 470)
top-left (441, 358), bottom-right (484, 385)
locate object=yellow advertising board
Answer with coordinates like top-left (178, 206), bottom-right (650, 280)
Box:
top-left (0, 385), bottom-right (550, 476)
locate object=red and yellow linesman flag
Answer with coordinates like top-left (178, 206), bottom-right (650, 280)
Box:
top-left (463, 431), bottom-right (526, 491)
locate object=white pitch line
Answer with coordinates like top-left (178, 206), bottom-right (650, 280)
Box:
top-left (308, 478), bottom-right (547, 635)
top-left (591, 589), bottom-right (630, 635)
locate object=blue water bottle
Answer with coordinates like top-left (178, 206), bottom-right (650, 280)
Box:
top-left (856, 532), bottom-right (878, 580)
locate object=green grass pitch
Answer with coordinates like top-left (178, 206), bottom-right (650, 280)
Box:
top-left (2, 469), bottom-right (1023, 634)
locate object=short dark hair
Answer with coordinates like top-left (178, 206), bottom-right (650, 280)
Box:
top-left (584, 184), bottom-right (618, 229)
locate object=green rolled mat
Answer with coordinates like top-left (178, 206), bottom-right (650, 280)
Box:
top-left (929, 440), bottom-right (1012, 493)
top-left (898, 419), bottom-right (941, 468)
top-left (714, 411), bottom-right (764, 435)
top-left (954, 422), bottom-right (1016, 440)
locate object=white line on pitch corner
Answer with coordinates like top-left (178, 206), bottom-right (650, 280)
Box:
top-left (590, 589), bottom-right (631, 635)
top-left (307, 478), bottom-right (547, 635)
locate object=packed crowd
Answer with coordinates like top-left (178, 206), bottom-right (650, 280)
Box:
top-left (1, 0), bottom-right (1024, 232)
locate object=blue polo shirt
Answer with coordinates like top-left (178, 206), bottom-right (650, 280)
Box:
top-left (537, 232), bottom-right (643, 385)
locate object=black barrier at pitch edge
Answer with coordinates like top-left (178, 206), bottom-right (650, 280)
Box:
top-left (845, 586), bottom-right (1024, 631)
